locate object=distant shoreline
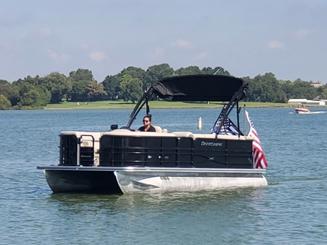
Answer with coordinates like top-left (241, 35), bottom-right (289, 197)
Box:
top-left (43, 101), bottom-right (289, 110)
top-left (0, 101), bottom-right (292, 111)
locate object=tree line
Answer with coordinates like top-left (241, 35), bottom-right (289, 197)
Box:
top-left (0, 64), bottom-right (326, 109)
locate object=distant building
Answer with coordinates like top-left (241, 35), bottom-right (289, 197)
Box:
top-left (310, 81), bottom-right (324, 88)
top-left (288, 99), bottom-right (326, 106)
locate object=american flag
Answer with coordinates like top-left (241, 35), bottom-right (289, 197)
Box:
top-left (213, 118), bottom-right (239, 135)
top-left (245, 110), bottom-right (268, 169)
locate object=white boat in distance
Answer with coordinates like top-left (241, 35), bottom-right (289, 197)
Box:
top-left (295, 107), bottom-right (310, 114)
top-left (294, 106), bottom-right (327, 115)
top-left (37, 75), bottom-right (268, 194)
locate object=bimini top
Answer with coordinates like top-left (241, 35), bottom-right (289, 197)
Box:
top-left (150, 74), bottom-right (247, 101)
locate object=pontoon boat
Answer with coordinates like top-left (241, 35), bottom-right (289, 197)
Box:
top-left (37, 75), bottom-right (268, 194)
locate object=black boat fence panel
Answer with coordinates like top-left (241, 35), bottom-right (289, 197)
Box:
top-left (99, 135), bottom-right (253, 169)
top-left (59, 134), bottom-right (95, 166)
top-left (59, 135), bottom-right (78, 166)
top-left (79, 135), bottom-right (95, 166)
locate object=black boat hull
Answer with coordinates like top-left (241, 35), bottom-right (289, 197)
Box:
top-left (44, 170), bottom-right (122, 194)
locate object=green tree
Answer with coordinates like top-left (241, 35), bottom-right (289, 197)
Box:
top-left (18, 84), bottom-right (51, 107)
top-left (85, 81), bottom-right (107, 101)
top-left (144, 64), bottom-right (174, 89)
top-left (120, 74), bottom-right (143, 103)
top-left (102, 75), bottom-right (120, 100)
top-left (120, 66), bottom-right (146, 91)
top-left (68, 69), bottom-right (96, 101)
top-left (279, 80), bottom-right (294, 100)
top-left (41, 72), bottom-right (71, 103)
top-left (288, 79), bottom-right (319, 99)
top-left (0, 80), bottom-right (12, 98)
top-left (201, 66), bottom-right (230, 76)
top-left (12, 76), bottom-right (51, 107)
top-left (246, 73), bottom-right (287, 102)
top-left (69, 69), bottom-right (93, 81)
top-left (0, 94), bottom-right (11, 109)
top-left (70, 80), bottom-right (89, 101)
top-left (120, 66), bottom-right (146, 81)
top-left (0, 80), bottom-right (19, 106)
top-left (174, 66), bottom-right (202, 76)
top-left (317, 85), bottom-right (327, 99)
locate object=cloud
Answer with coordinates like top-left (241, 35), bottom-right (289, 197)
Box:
top-left (0, 42), bottom-right (8, 51)
top-left (194, 51), bottom-right (208, 60)
top-left (152, 47), bottom-right (165, 58)
top-left (23, 27), bottom-right (53, 40)
top-left (172, 39), bottom-right (193, 49)
top-left (294, 29), bottom-right (310, 39)
top-left (80, 43), bottom-right (89, 50)
top-left (267, 40), bottom-right (284, 49)
top-left (37, 27), bottom-right (52, 38)
top-left (89, 51), bottom-right (106, 62)
top-left (47, 49), bottom-right (70, 62)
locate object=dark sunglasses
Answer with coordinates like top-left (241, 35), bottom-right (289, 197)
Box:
top-left (143, 120), bottom-right (149, 123)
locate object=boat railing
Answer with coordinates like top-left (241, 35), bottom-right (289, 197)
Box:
top-left (77, 135), bottom-right (95, 166)
top-left (60, 134), bottom-right (98, 166)
top-left (59, 132), bottom-right (253, 169)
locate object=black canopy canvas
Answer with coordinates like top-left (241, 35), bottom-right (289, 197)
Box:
top-left (150, 75), bottom-right (247, 101)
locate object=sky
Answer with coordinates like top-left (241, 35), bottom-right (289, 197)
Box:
top-left (1, 0), bottom-right (326, 83)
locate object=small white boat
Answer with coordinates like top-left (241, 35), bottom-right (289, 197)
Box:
top-left (294, 106), bottom-right (326, 115)
top-left (295, 107), bottom-right (310, 114)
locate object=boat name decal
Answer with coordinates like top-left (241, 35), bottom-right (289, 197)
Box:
top-left (200, 141), bottom-right (223, 147)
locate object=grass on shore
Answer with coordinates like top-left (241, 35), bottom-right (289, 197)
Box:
top-left (44, 100), bottom-right (288, 110)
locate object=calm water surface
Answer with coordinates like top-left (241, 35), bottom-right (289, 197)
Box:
top-left (0, 108), bottom-right (326, 244)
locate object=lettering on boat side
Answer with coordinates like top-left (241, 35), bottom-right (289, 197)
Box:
top-left (200, 141), bottom-right (223, 147)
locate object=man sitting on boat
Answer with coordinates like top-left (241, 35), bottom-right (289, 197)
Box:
top-left (138, 115), bottom-right (156, 132)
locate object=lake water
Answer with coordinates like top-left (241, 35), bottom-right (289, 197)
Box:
top-left (0, 108), bottom-right (326, 244)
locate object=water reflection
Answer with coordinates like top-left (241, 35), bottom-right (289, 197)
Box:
top-left (43, 188), bottom-right (269, 244)
top-left (46, 187), bottom-right (268, 215)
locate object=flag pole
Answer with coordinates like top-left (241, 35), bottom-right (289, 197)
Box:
top-left (237, 101), bottom-right (240, 138)
top-left (243, 104), bottom-right (247, 135)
